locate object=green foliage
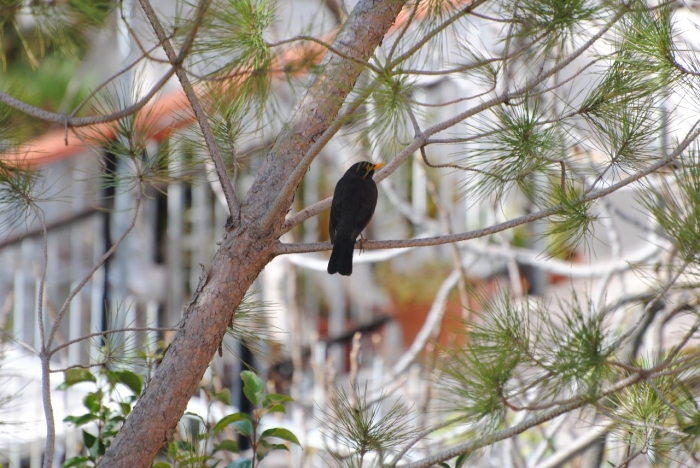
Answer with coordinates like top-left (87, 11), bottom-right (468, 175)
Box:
top-left (643, 157), bottom-right (700, 263)
top-left (225, 290), bottom-right (282, 360)
top-left (462, 99), bottom-right (562, 203)
top-left (320, 384), bottom-right (414, 467)
top-left (192, 0), bottom-right (274, 99)
top-left (439, 290), bottom-right (617, 426)
top-left (60, 367), bottom-right (299, 468)
top-left (503, 0), bottom-right (600, 49)
top-left (363, 72), bottom-right (414, 157)
top-left (615, 3), bottom-right (682, 85)
top-left (545, 182), bottom-right (596, 258)
top-left (212, 370), bottom-right (299, 467)
top-left (60, 367), bottom-right (143, 467)
top-left (603, 357), bottom-right (700, 465)
top-left (0, 158), bottom-right (40, 232)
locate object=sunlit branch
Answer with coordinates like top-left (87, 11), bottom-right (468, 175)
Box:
top-left (25, 201), bottom-right (55, 468)
top-left (266, 35), bottom-right (383, 75)
top-left (407, 81), bottom-right (496, 107)
top-left (535, 421), bottom-right (616, 468)
top-left (379, 269), bottom-right (459, 388)
top-left (390, 414), bottom-right (473, 467)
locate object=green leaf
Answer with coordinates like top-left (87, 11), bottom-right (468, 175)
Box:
top-left (59, 369), bottom-right (96, 389)
top-left (241, 370), bottom-right (264, 407)
top-left (229, 420), bottom-right (253, 438)
top-left (213, 439), bottom-right (240, 454)
top-left (176, 440), bottom-right (193, 452)
top-left (213, 412), bottom-right (252, 435)
top-left (263, 393), bottom-right (293, 408)
top-left (215, 388), bottom-right (231, 405)
top-left (82, 430), bottom-right (97, 449)
top-left (259, 441), bottom-right (288, 459)
top-left (61, 455), bottom-right (91, 468)
top-left (437, 464), bottom-right (450, 468)
top-left (63, 413), bottom-right (98, 427)
top-left (260, 428), bottom-right (300, 446)
top-left (114, 370), bottom-right (143, 395)
top-left (255, 440), bottom-right (277, 462)
top-left (119, 402), bottom-right (132, 416)
top-left (681, 413), bottom-right (700, 435)
top-left (83, 393), bottom-right (101, 413)
top-left (225, 459), bottom-right (252, 468)
top-left (151, 463), bottom-right (171, 468)
top-left (266, 404), bottom-right (286, 414)
top-left (456, 453), bottom-right (467, 468)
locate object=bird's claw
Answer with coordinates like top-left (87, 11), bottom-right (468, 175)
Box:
top-left (358, 233), bottom-right (367, 254)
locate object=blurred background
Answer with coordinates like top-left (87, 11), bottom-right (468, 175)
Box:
top-left (1, 0), bottom-right (699, 467)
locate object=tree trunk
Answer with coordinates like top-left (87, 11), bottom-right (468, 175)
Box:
top-left (98, 0), bottom-right (406, 466)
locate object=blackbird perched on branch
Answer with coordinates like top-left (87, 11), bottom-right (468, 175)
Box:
top-left (327, 161), bottom-right (384, 276)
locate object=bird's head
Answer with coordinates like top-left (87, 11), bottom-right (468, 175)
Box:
top-left (354, 161), bottom-right (385, 179)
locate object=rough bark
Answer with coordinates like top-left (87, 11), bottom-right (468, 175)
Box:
top-left (98, 0), bottom-right (406, 466)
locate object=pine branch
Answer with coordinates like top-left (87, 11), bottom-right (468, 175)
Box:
top-left (50, 327), bottom-right (177, 357)
top-left (278, 115), bottom-right (700, 253)
top-left (404, 372), bottom-right (646, 468)
top-left (0, 68), bottom-right (177, 129)
top-left (138, 0), bottom-right (240, 223)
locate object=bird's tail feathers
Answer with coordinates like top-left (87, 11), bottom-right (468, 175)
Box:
top-left (327, 239), bottom-right (355, 276)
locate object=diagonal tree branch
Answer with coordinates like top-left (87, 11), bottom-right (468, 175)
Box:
top-left (138, 0), bottom-right (240, 223)
top-left (98, 1), bottom-right (407, 466)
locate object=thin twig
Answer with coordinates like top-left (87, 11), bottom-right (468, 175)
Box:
top-left (47, 190), bottom-right (143, 351)
top-left (610, 260), bottom-right (690, 351)
top-left (50, 327), bottom-right (177, 356)
top-left (0, 324), bottom-right (38, 354)
top-left (0, 67), bottom-right (177, 129)
top-left (266, 36), bottom-right (382, 75)
top-left (646, 378), bottom-right (693, 419)
top-left (390, 414), bottom-right (472, 466)
top-left (386, 0), bottom-right (421, 64)
top-left (70, 40), bottom-right (170, 118)
top-left (388, 0), bottom-right (489, 69)
top-left (27, 202), bottom-right (55, 468)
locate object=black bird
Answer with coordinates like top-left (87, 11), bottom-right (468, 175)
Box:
top-left (327, 161), bottom-right (384, 276)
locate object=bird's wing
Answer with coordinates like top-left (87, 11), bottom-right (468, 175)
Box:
top-left (330, 179), bottom-right (352, 242)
